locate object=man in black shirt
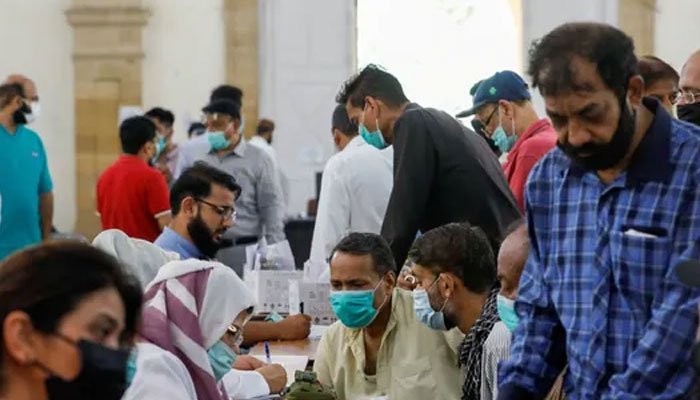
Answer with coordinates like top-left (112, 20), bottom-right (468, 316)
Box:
top-left (337, 64), bottom-right (521, 269)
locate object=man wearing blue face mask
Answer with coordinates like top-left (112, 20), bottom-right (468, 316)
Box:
top-left (313, 232), bottom-right (463, 400)
top-left (338, 65), bottom-right (521, 270)
top-left (407, 223), bottom-right (500, 400)
top-left (461, 71), bottom-right (557, 213)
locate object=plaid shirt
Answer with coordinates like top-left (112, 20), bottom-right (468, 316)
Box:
top-left (499, 99), bottom-right (700, 399)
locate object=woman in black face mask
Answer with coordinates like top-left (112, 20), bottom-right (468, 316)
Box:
top-left (0, 241), bottom-right (142, 400)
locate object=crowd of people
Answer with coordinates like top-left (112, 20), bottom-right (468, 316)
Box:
top-left (2, 20), bottom-right (700, 400)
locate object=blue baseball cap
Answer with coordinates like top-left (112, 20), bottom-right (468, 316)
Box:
top-left (456, 70), bottom-right (531, 118)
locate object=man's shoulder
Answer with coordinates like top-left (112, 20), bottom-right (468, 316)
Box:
top-left (17, 125), bottom-right (44, 146)
top-left (671, 119), bottom-right (700, 168)
top-left (520, 128), bottom-right (557, 155)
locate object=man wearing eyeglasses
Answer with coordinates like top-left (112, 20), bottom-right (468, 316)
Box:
top-left (637, 56), bottom-right (680, 114)
top-left (678, 49), bottom-right (700, 127)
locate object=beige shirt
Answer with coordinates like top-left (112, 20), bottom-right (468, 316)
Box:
top-left (313, 288), bottom-right (464, 400)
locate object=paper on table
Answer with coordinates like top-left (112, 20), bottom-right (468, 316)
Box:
top-left (252, 355), bottom-right (309, 386)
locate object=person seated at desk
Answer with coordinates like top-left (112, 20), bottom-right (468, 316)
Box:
top-left (313, 232), bottom-right (463, 400)
top-left (124, 259), bottom-right (288, 400)
top-left (155, 162), bottom-right (311, 345)
top-left (408, 223), bottom-right (501, 400)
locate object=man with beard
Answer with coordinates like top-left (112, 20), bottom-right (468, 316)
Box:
top-left (497, 23), bottom-right (700, 399)
top-left (0, 83), bottom-right (53, 260)
top-left (156, 162), bottom-right (311, 345)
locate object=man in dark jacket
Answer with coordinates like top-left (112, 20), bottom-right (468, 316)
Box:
top-left (337, 64), bottom-right (521, 269)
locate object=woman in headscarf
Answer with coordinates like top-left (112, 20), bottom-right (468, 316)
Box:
top-left (124, 259), bottom-right (287, 400)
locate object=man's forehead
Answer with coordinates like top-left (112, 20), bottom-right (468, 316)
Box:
top-left (331, 252), bottom-right (375, 274)
top-left (681, 55), bottom-right (700, 91)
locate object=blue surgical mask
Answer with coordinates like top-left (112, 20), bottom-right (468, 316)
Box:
top-left (151, 135), bottom-right (167, 164)
top-left (238, 115), bottom-right (246, 134)
top-left (497, 294), bottom-right (520, 332)
top-left (208, 131), bottom-right (231, 151)
top-left (207, 339), bottom-right (238, 382)
top-left (413, 276), bottom-right (448, 331)
top-left (492, 112), bottom-right (517, 153)
top-left (125, 350), bottom-right (137, 385)
top-left (359, 108), bottom-right (387, 149)
top-left (330, 280), bottom-right (387, 329)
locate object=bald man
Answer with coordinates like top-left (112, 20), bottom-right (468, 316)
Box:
top-left (4, 75), bottom-right (40, 123)
top-left (480, 221), bottom-right (565, 400)
top-left (678, 50), bottom-right (700, 126)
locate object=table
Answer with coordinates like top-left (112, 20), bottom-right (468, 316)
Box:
top-left (249, 338), bottom-right (320, 360)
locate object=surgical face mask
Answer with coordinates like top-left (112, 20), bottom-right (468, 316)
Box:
top-left (208, 131), bottom-right (231, 151)
top-left (492, 111), bottom-right (517, 153)
top-left (359, 108), bottom-right (387, 150)
top-left (24, 101), bottom-right (40, 124)
top-left (238, 115), bottom-right (246, 134)
top-left (38, 335), bottom-right (130, 400)
top-left (151, 135), bottom-right (167, 164)
top-left (330, 279), bottom-right (387, 329)
top-left (207, 340), bottom-right (238, 382)
top-left (496, 294), bottom-right (520, 332)
top-left (557, 92), bottom-right (635, 171)
top-left (678, 103), bottom-right (700, 127)
top-left (413, 276), bottom-right (448, 331)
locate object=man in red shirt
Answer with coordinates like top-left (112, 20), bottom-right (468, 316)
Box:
top-left (462, 71), bottom-right (557, 212)
top-left (97, 116), bottom-right (171, 241)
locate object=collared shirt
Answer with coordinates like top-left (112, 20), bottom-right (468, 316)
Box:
top-left (203, 138), bottom-right (285, 243)
top-left (155, 227), bottom-right (203, 260)
top-left (382, 103), bottom-right (521, 269)
top-left (173, 133), bottom-right (211, 179)
top-left (0, 124), bottom-right (53, 260)
top-left (313, 288), bottom-right (464, 400)
top-left (248, 135), bottom-right (289, 209)
top-left (502, 118), bottom-right (557, 212)
top-left (309, 136), bottom-right (393, 265)
top-left (499, 98), bottom-right (700, 399)
top-left (96, 155), bottom-right (171, 242)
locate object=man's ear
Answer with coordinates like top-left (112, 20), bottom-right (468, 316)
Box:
top-left (627, 75), bottom-right (644, 107)
top-left (384, 271), bottom-right (397, 289)
top-left (181, 196), bottom-right (197, 217)
top-left (439, 273), bottom-right (457, 300)
top-left (3, 310), bottom-right (39, 366)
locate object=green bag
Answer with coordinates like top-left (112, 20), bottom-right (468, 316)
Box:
top-left (285, 370), bottom-right (337, 400)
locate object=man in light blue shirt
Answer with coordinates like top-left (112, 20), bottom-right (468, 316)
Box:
top-left (0, 83), bottom-right (53, 260)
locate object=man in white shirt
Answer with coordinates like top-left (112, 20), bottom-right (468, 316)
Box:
top-left (309, 105), bottom-right (393, 265)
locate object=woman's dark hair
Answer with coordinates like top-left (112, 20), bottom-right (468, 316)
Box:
top-left (0, 242), bottom-right (143, 350)
top-left (528, 22), bottom-right (637, 96)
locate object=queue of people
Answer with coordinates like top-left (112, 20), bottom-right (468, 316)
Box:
top-left (3, 20), bottom-right (700, 400)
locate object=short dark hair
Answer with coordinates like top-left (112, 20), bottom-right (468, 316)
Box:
top-left (638, 55), bottom-right (680, 88)
top-left (528, 22), bottom-right (637, 96)
top-left (336, 64), bottom-right (409, 108)
top-left (408, 223), bottom-right (496, 294)
top-left (331, 104), bottom-right (357, 136)
top-left (144, 107), bottom-right (175, 127)
top-left (210, 85), bottom-right (243, 106)
top-left (0, 242), bottom-right (142, 365)
top-left (0, 83), bottom-right (24, 109)
top-left (120, 116), bottom-right (156, 155)
top-left (188, 122), bottom-right (206, 138)
top-left (257, 119), bottom-right (275, 135)
top-left (331, 233), bottom-right (395, 276)
top-left (169, 161), bottom-right (242, 215)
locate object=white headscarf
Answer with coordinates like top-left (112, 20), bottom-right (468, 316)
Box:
top-left (92, 229), bottom-right (180, 288)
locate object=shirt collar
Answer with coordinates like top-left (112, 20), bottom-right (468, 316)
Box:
top-left (566, 97), bottom-right (672, 183)
top-left (506, 118), bottom-right (554, 163)
top-left (158, 227), bottom-right (203, 260)
top-left (119, 154), bottom-right (148, 164)
top-left (345, 135), bottom-right (365, 150)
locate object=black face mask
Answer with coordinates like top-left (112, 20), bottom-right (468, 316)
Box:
top-left (470, 119), bottom-right (501, 156)
top-left (40, 337), bottom-right (129, 400)
top-left (678, 103), bottom-right (700, 127)
top-left (187, 211), bottom-right (225, 259)
top-left (13, 102), bottom-right (31, 125)
top-left (558, 93), bottom-right (636, 171)
top-left (693, 342), bottom-right (700, 372)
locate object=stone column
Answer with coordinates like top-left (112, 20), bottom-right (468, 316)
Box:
top-left (66, 1), bottom-right (150, 239)
top-left (223, 0), bottom-right (259, 139)
top-left (619, 0), bottom-right (656, 55)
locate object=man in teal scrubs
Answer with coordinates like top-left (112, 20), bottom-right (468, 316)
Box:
top-left (0, 83), bottom-right (54, 260)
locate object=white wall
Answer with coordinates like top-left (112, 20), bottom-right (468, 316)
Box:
top-left (142, 0), bottom-right (225, 144)
top-left (655, 0), bottom-right (700, 72)
top-left (258, 0), bottom-right (356, 215)
top-left (0, 0), bottom-right (75, 231)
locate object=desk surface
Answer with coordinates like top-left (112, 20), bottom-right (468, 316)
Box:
top-left (250, 338), bottom-right (320, 360)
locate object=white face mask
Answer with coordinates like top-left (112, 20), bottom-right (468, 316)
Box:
top-left (24, 101), bottom-right (40, 124)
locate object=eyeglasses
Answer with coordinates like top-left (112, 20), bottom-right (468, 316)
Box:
top-left (674, 90), bottom-right (700, 105)
top-left (195, 198), bottom-right (237, 222)
top-left (227, 323), bottom-right (244, 347)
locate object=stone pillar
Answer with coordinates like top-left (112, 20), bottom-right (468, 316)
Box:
top-left (223, 0), bottom-right (259, 139)
top-left (66, 1), bottom-right (150, 239)
top-left (619, 0), bottom-right (656, 55)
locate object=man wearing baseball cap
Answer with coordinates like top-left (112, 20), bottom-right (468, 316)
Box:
top-left (460, 71), bottom-right (556, 212)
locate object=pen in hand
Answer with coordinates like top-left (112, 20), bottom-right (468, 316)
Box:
top-left (264, 340), bottom-right (272, 364)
